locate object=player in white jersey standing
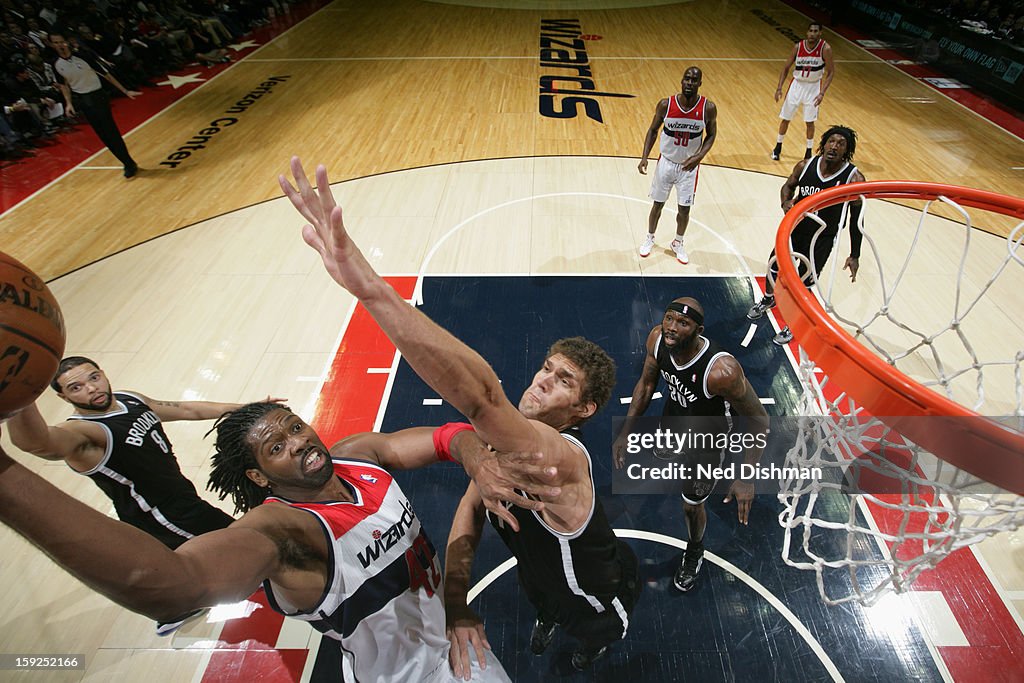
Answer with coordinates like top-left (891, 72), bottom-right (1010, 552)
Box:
top-left (771, 22), bottom-right (835, 161)
top-left (636, 66), bottom-right (718, 265)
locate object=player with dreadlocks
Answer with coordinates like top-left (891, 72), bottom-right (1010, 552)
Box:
top-left (746, 124), bottom-right (865, 345)
top-left (206, 401), bottom-right (285, 513)
top-left (0, 395), bottom-right (559, 681)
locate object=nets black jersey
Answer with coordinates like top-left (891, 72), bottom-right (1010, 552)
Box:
top-left (67, 392), bottom-right (232, 547)
top-left (794, 156), bottom-right (859, 233)
top-left (654, 333), bottom-right (732, 423)
top-left (485, 428), bottom-right (635, 637)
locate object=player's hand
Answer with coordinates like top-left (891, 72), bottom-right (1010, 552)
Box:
top-left (446, 605), bottom-right (489, 681)
top-left (281, 157), bottom-right (380, 300)
top-left (724, 479), bottom-right (755, 525)
top-left (260, 395), bottom-right (288, 405)
top-left (637, 158), bottom-right (648, 175)
top-left (843, 256), bottom-right (859, 283)
top-left (682, 156), bottom-right (701, 172)
top-left (781, 199), bottom-right (795, 213)
top-left (774, 87), bottom-right (783, 102)
top-left (468, 451), bottom-right (560, 532)
top-left (813, 93), bottom-right (824, 107)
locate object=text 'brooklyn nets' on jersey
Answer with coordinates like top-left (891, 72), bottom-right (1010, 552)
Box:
top-left (66, 391), bottom-right (233, 548)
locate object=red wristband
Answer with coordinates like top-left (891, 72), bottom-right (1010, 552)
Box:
top-left (433, 422), bottom-right (474, 462)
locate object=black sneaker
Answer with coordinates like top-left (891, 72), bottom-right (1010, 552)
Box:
top-left (124, 161), bottom-right (138, 178)
top-left (804, 148), bottom-right (813, 160)
top-left (673, 545), bottom-right (704, 592)
top-left (770, 144), bottom-right (782, 161)
top-left (530, 616), bottom-right (556, 655)
top-left (746, 295), bottom-right (776, 320)
top-left (570, 645), bottom-right (608, 671)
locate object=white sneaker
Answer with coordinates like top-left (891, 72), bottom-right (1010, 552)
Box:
top-left (639, 233), bottom-right (655, 257)
top-left (671, 238), bottom-right (689, 264)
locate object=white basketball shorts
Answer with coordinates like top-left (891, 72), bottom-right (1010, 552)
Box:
top-left (779, 79), bottom-right (821, 122)
top-left (649, 156), bottom-right (699, 206)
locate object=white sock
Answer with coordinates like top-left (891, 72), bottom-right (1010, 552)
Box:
top-left (776, 135), bottom-right (785, 144)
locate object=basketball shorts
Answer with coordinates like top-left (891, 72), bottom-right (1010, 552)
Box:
top-left (767, 219), bottom-right (839, 290)
top-left (649, 156), bottom-right (699, 206)
top-left (779, 79), bottom-right (821, 122)
top-left (535, 541), bottom-right (641, 651)
top-left (127, 496), bottom-right (235, 549)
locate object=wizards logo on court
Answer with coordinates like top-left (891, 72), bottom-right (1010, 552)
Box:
top-left (539, 19), bottom-right (634, 123)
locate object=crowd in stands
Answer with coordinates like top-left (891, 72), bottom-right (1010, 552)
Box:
top-left (0, 0), bottom-right (293, 163)
top-left (915, 0), bottom-right (1024, 44)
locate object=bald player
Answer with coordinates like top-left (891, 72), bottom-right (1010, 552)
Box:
top-left (612, 297), bottom-right (768, 591)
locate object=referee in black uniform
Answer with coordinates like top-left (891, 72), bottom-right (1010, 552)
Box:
top-left (50, 31), bottom-right (140, 178)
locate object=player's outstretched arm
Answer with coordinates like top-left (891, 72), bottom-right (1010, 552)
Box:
top-left (280, 158), bottom-right (542, 458)
top-left (5, 401), bottom-right (95, 462)
top-left (331, 426), bottom-right (559, 527)
top-left (142, 393), bottom-right (287, 422)
top-left (0, 434), bottom-right (280, 620)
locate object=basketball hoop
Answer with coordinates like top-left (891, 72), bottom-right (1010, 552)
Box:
top-left (771, 181), bottom-right (1024, 605)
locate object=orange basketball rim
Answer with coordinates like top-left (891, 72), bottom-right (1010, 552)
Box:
top-left (773, 181), bottom-right (1024, 495)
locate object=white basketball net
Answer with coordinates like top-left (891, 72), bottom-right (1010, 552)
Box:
top-left (774, 190), bottom-right (1024, 606)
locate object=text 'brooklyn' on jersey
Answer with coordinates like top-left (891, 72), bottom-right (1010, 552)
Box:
top-left (795, 156), bottom-right (859, 232)
top-left (66, 391), bottom-right (232, 547)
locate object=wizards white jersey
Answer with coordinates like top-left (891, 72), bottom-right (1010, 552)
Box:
top-left (261, 458), bottom-right (452, 682)
top-left (793, 39), bottom-right (826, 83)
top-left (658, 94), bottom-right (707, 165)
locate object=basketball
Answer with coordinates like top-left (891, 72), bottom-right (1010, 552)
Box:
top-left (0, 252), bottom-right (66, 419)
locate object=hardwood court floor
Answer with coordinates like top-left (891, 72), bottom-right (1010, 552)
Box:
top-left (0, 1), bottom-right (1022, 681)
top-left (1, 0), bottom-right (1022, 281)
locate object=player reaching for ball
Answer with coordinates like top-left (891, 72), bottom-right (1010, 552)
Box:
top-left (6, 357), bottom-right (279, 550)
top-left (5, 356), bottom-right (284, 633)
top-left (0, 402), bottom-right (567, 680)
